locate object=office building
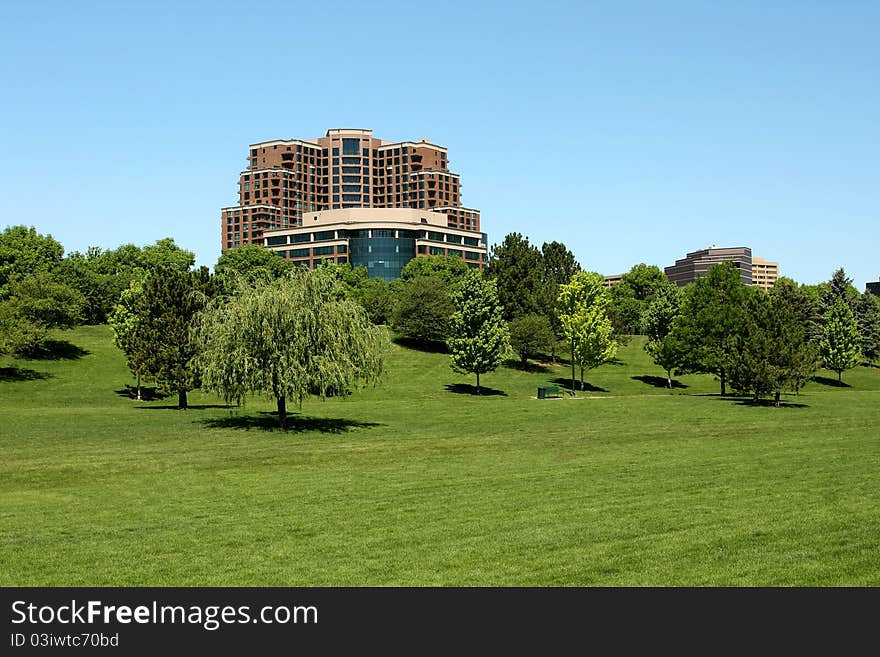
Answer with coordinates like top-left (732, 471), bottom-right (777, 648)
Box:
top-left (220, 128), bottom-right (486, 278)
top-left (867, 277), bottom-right (880, 296)
top-left (751, 257), bottom-right (780, 290)
top-left (665, 246), bottom-right (754, 286)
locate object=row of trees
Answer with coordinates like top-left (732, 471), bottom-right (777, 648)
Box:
top-left (5, 225), bottom-right (877, 410)
top-left (0, 225), bottom-right (195, 356)
top-left (641, 265), bottom-right (879, 404)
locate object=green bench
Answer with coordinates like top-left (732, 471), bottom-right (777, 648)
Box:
top-left (537, 385), bottom-right (561, 399)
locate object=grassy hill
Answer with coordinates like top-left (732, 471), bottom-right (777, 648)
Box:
top-left (2, 325), bottom-right (879, 585)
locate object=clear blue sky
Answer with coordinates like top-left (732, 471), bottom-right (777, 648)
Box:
top-left (2, 0), bottom-right (877, 288)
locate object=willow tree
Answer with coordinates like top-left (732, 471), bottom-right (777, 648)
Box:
top-left (196, 269), bottom-right (385, 429)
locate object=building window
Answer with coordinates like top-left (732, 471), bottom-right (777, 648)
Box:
top-left (342, 194), bottom-right (361, 202)
top-left (342, 138), bottom-right (360, 155)
top-left (342, 185), bottom-right (361, 193)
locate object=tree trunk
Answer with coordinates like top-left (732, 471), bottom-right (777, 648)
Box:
top-left (838, 370), bottom-right (842, 383)
top-left (774, 390), bottom-right (781, 408)
top-left (579, 366), bottom-right (584, 391)
top-left (277, 396), bottom-right (287, 430)
top-left (720, 370), bottom-right (726, 396)
top-left (476, 373), bottom-right (481, 396)
top-left (666, 370), bottom-right (672, 389)
top-left (178, 388), bottom-right (188, 410)
top-left (570, 339), bottom-right (576, 397)
top-left (136, 372), bottom-right (142, 401)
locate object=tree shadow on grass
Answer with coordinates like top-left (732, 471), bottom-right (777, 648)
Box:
top-left (0, 366), bottom-right (52, 382)
top-left (811, 376), bottom-right (851, 388)
top-left (631, 375), bottom-right (688, 389)
top-left (392, 336), bottom-right (448, 354)
top-left (199, 412), bottom-right (383, 433)
top-left (20, 340), bottom-right (90, 360)
top-left (550, 377), bottom-right (608, 393)
top-left (114, 386), bottom-right (171, 401)
top-left (712, 396), bottom-right (810, 409)
top-left (862, 362), bottom-right (879, 369)
top-left (137, 404), bottom-right (238, 410)
top-left (503, 359), bottom-right (550, 373)
top-left (444, 383), bottom-right (507, 396)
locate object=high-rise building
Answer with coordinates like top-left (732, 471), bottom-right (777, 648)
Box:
top-left (751, 257), bottom-right (780, 290)
top-left (603, 273), bottom-right (623, 288)
top-left (867, 277), bottom-right (880, 296)
top-left (665, 246), bottom-right (753, 286)
top-left (220, 128), bottom-right (486, 279)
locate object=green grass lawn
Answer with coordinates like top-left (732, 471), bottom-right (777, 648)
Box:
top-left (2, 325), bottom-right (879, 585)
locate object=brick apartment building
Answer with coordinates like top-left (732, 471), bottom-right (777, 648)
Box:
top-left (220, 128), bottom-right (487, 279)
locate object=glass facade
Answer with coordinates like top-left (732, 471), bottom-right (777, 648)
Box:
top-left (349, 237), bottom-right (416, 281)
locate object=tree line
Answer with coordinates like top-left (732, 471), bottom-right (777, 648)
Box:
top-left (2, 225), bottom-right (878, 412)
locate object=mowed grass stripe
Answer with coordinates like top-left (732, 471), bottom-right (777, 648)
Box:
top-left (1, 325), bottom-right (878, 585)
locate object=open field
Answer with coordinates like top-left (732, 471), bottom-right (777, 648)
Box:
top-left (1, 325), bottom-right (879, 585)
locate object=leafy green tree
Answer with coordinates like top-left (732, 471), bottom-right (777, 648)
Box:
top-left (728, 291), bottom-right (820, 405)
top-left (0, 226), bottom-right (64, 298)
top-left (108, 276), bottom-right (151, 400)
top-left (642, 285), bottom-right (684, 388)
top-left (52, 249), bottom-right (129, 324)
top-left (607, 264), bottom-right (673, 336)
top-left (447, 271), bottom-right (510, 395)
top-left (0, 272), bottom-right (85, 355)
top-left (215, 244), bottom-right (291, 290)
top-left (140, 238), bottom-right (196, 272)
top-left (487, 232), bottom-right (544, 320)
top-left (557, 271), bottom-right (615, 394)
top-left (508, 313), bottom-right (555, 365)
top-left (620, 264), bottom-right (671, 302)
top-left (354, 277), bottom-right (394, 325)
top-left (572, 302), bottom-right (617, 390)
top-left (136, 267), bottom-right (214, 409)
top-left (820, 298), bottom-right (862, 382)
top-left (400, 255), bottom-right (468, 285)
top-left (391, 275), bottom-right (453, 344)
top-left (197, 270), bottom-right (385, 429)
top-left (855, 292), bottom-right (880, 364)
top-left (539, 241), bottom-right (581, 360)
top-left (669, 262), bottom-right (749, 395)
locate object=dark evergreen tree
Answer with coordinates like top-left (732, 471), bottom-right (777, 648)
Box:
top-left (855, 292), bottom-right (880, 364)
top-left (539, 241), bottom-right (580, 361)
top-left (728, 291), bottom-right (820, 405)
top-left (486, 233), bottom-right (544, 321)
top-left (137, 266), bottom-right (215, 409)
top-left (669, 262), bottom-right (749, 395)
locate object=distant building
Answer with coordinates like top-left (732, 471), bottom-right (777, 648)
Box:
top-left (664, 246), bottom-right (753, 287)
top-left (867, 277), bottom-right (880, 296)
top-left (262, 207), bottom-right (487, 281)
top-left (751, 257), bottom-right (780, 290)
top-left (604, 273), bottom-right (623, 288)
top-left (220, 128), bottom-right (485, 277)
